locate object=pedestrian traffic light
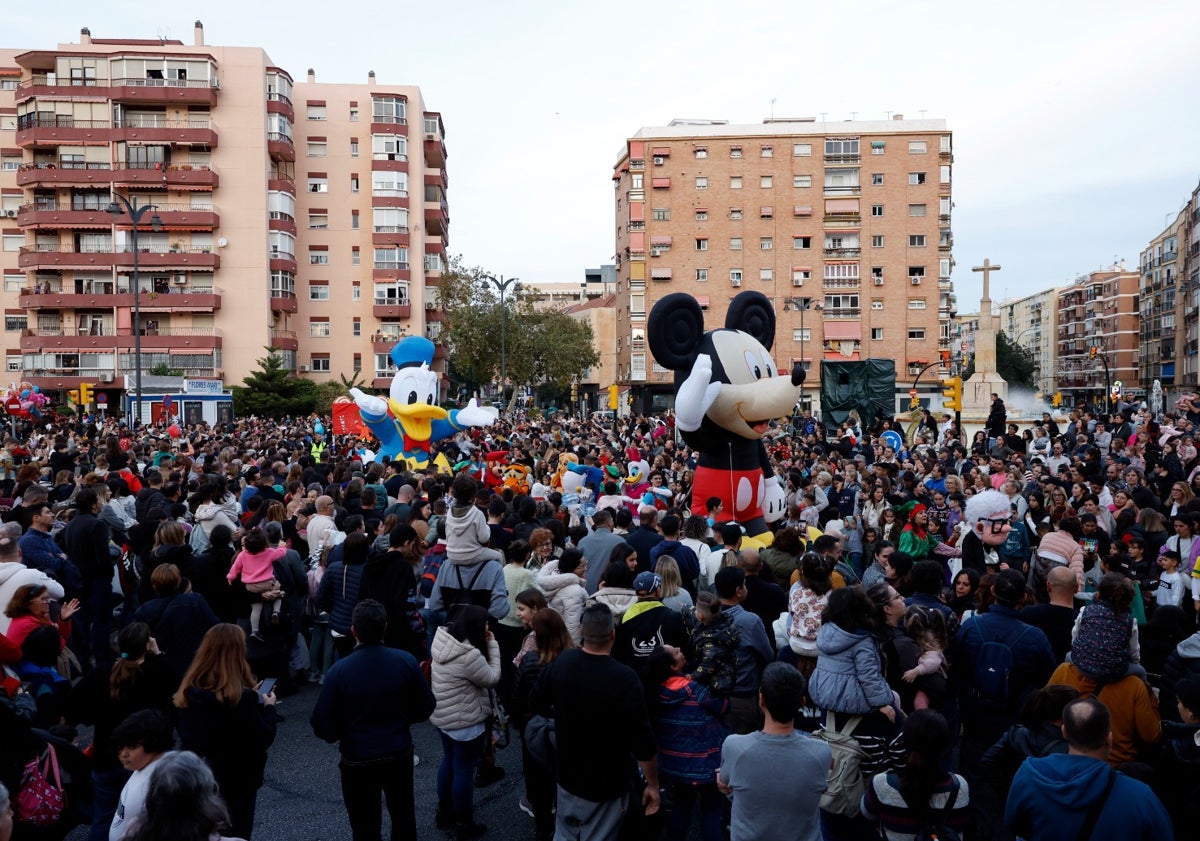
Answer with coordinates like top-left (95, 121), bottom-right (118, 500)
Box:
top-left (78, 382), bottom-right (94, 407)
top-left (607, 384), bottom-right (618, 410)
top-left (1089, 347), bottom-right (1098, 359)
top-left (940, 376), bottom-right (963, 413)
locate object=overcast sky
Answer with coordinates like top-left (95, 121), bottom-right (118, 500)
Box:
top-left (12, 0), bottom-right (1200, 309)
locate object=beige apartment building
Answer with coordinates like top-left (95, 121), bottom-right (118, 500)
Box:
top-left (611, 117), bottom-right (955, 414)
top-left (1139, 182), bottom-right (1199, 395)
top-left (0, 23), bottom-right (447, 418)
top-left (1057, 266), bottom-right (1140, 404)
top-left (998, 288), bottom-right (1060, 395)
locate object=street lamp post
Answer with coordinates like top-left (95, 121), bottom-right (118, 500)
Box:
top-left (783, 296), bottom-right (822, 409)
top-left (484, 274), bottom-right (520, 407)
top-left (106, 194), bottom-right (162, 428)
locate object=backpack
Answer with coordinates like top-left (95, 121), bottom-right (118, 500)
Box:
top-left (419, 549), bottom-right (446, 599)
top-left (912, 776), bottom-right (962, 841)
top-left (813, 714), bottom-right (869, 817)
top-left (970, 615), bottom-right (1033, 712)
top-left (189, 522), bottom-right (211, 553)
top-left (438, 562), bottom-right (493, 619)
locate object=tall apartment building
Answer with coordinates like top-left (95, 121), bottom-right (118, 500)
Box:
top-left (0, 24), bottom-right (447, 419)
top-left (999, 288), bottom-right (1060, 394)
top-left (611, 117), bottom-right (955, 415)
top-left (1139, 181), bottom-right (1200, 394)
top-left (951, 311), bottom-right (1000, 372)
top-left (1056, 266), bottom-right (1140, 403)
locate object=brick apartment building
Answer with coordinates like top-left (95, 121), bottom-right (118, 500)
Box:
top-left (1139, 181), bottom-right (1200, 395)
top-left (611, 116), bottom-right (955, 415)
top-left (0, 23), bottom-right (447, 421)
top-left (1056, 267), bottom-right (1140, 404)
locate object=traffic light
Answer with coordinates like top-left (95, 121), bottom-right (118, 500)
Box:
top-left (607, 384), bottom-right (619, 410)
top-left (77, 382), bottom-right (94, 408)
top-left (1089, 347), bottom-right (1098, 360)
top-left (570, 383), bottom-right (578, 404)
top-left (1052, 391), bottom-right (1062, 407)
top-left (940, 376), bottom-right (963, 413)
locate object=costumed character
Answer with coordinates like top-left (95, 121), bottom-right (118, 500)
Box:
top-left (550, 452), bottom-right (578, 490)
top-left (895, 501), bottom-right (961, 563)
top-left (349, 336), bottom-right (496, 471)
top-left (624, 459), bottom-right (651, 499)
top-left (483, 450), bottom-right (509, 491)
top-left (566, 458), bottom-right (606, 498)
top-left (502, 463), bottom-right (532, 496)
top-left (959, 489), bottom-right (1013, 578)
top-left (647, 290), bottom-right (802, 547)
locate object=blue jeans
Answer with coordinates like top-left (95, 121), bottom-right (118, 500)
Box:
top-left (437, 730), bottom-right (485, 819)
top-left (89, 766), bottom-right (131, 841)
top-left (86, 577), bottom-right (115, 666)
top-left (664, 780), bottom-right (724, 841)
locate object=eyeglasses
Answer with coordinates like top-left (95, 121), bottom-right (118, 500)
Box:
top-left (981, 517), bottom-right (1010, 534)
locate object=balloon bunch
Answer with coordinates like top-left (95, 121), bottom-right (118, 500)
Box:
top-left (1, 381), bottom-right (50, 418)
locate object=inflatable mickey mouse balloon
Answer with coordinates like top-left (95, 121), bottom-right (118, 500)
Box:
top-left (648, 291), bottom-right (804, 546)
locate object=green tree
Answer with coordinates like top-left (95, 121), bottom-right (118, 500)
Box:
top-left (231, 347), bottom-right (318, 418)
top-left (962, 331), bottom-right (1038, 389)
top-left (149, 362), bottom-right (184, 377)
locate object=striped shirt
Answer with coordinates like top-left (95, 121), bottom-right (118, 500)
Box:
top-left (862, 771), bottom-right (971, 841)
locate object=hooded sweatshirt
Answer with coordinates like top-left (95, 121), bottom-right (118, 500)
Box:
top-left (536, 560), bottom-right (587, 643)
top-left (588, 586), bottom-right (638, 622)
top-left (0, 562), bottom-right (65, 635)
top-left (446, 501), bottom-right (502, 564)
top-left (807, 623), bottom-right (894, 714)
top-left (1005, 753), bottom-right (1172, 841)
top-left (652, 675), bottom-right (729, 783)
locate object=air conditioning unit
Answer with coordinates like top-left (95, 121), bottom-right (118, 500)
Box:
top-left (650, 248), bottom-right (662, 257)
top-left (792, 278), bottom-right (805, 287)
top-left (425, 133), bottom-right (436, 141)
top-left (731, 277), bottom-right (742, 287)
top-left (652, 156), bottom-right (664, 165)
top-left (4, 209), bottom-right (15, 218)
top-left (874, 277), bottom-right (884, 286)
top-left (99, 373), bottom-right (114, 383)
top-left (299, 364), bottom-right (309, 372)
top-left (425, 301), bottom-right (436, 310)
top-left (910, 276), bottom-right (923, 285)
top-left (172, 274), bottom-right (187, 285)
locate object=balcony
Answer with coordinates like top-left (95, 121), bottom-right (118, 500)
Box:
top-left (266, 92), bottom-right (294, 121)
top-left (372, 332), bottom-right (410, 352)
top-left (112, 117), bottom-right (218, 148)
top-left (16, 118), bottom-right (111, 146)
top-left (269, 290), bottom-right (298, 313)
top-left (823, 213), bottom-right (861, 226)
top-left (20, 202), bottom-right (218, 231)
top-left (18, 245), bottom-right (219, 271)
top-left (267, 132), bottom-right (295, 162)
top-left (823, 186), bottom-right (862, 196)
top-left (823, 247), bottom-right (861, 258)
top-left (824, 307), bottom-right (862, 319)
top-left (424, 133), bottom-right (447, 167)
top-left (372, 300), bottom-right (411, 319)
top-left (269, 329), bottom-right (298, 351)
top-left (424, 201), bottom-right (449, 236)
top-left (267, 177), bottom-right (295, 196)
top-left (16, 162), bottom-right (110, 187)
top-left (19, 286), bottom-right (222, 312)
top-left (16, 75), bottom-right (218, 107)
top-left (20, 326), bottom-right (222, 351)
top-left (111, 164), bottom-right (219, 190)
top-left (823, 153), bottom-right (861, 164)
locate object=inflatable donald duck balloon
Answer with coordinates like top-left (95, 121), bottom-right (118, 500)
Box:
top-left (349, 336), bottom-right (497, 470)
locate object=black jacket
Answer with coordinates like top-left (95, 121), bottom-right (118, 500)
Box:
top-left (359, 550), bottom-right (424, 658)
top-left (59, 511), bottom-right (112, 582)
top-left (132, 591), bottom-right (219, 677)
top-left (178, 686), bottom-right (277, 791)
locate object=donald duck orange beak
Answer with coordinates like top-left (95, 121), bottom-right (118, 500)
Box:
top-left (387, 398), bottom-right (448, 442)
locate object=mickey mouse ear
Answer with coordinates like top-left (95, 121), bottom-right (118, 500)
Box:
top-left (648, 293), bottom-right (705, 370)
top-left (726, 291), bottom-right (776, 350)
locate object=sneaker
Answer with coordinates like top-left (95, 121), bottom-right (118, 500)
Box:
top-left (249, 630), bottom-right (265, 642)
top-left (269, 612), bottom-right (281, 626)
top-left (518, 796), bottom-right (534, 818)
top-left (474, 763), bottom-right (505, 788)
top-left (413, 753), bottom-right (420, 767)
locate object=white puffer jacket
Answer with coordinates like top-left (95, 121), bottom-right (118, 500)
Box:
top-left (429, 626), bottom-right (501, 732)
top-left (536, 560), bottom-right (587, 643)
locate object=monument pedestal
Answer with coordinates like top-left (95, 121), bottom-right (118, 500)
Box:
top-left (962, 372), bottom-right (1008, 417)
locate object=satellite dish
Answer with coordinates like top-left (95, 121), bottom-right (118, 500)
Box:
top-left (217, 237), bottom-right (228, 248)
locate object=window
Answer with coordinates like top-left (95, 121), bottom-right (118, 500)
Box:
top-left (350, 175), bottom-right (360, 192)
top-left (793, 237), bottom-right (811, 249)
top-left (373, 247), bottom-right (408, 269)
top-left (730, 146), bottom-right (743, 158)
top-left (730, 208), bottom-right (743, 220)
top-left (872, 299), bottom-right (884, 311)
top-left (372, 134), bottom-right (407, 161)
top-left (351, 248), bottom-right (360, 266)
top-left (1, 155), bottom-right (20, 171)
top-left (792, 269), bottom-right (811, 283)
top-left (372, 96), bottom-right (407, 124)
top-left (940, 165), bottom-right (951, 184)
top-left (349, 106), bottom-right (359, 122)
top-left (823, 294), bottom-right (860, 311)
top-left (695, 268), bottom-right (709, 281)
top-left (307, 105), bottom-right (327, 121)
top-left (793, 143), bottom-right (812, 156)
top-left (909, 266), bottom-right (926, 279)
top-left (908, 299), bottom-right (926, 309)
top-left (761, 146), bottom-right (773, 157)
top-left (353, 353), bottom-right (362, 372)
top-left (761, 206), bottom-right (773, 218)
top-left (2, 234), bottom-right (23, 252)
top-left (908, 204), bottom-right (927, 217)
top-left (908, 328), bottom-right (926, 340)
top-left (871, 328), bottom-right (883, 340)
top-left (871, 173), bottom-right (884, 185)
top-left (350, 140), bottom-right (359, 157)
top-left (308, 213), bottom-right (328, 229)
top-left (792, 328), bottom-right (812, 341)
top-left (825, 138), bottom-right (860, 157)
top-left (760, 176), bottom-right (773, 188)
top-left (309, 284), bottom-right (329, 301)
top-left (631, 174), bottom-right (643, 190)
top-left (871, 141), bottom-right (886, 155)
top-left (872, 235), bottom-right (884, 247)
top-left (871, 204), bottom-right (883, 217)
top-left (4, 315), bottom-right (27, 332)
top-left (793, 175), bottom-right (812, 188)
top-left (759, 268), bottom-right (773, 281)
top-left (352, 319), bottom-right (361, 336)
top-left (760, 237), bottom-right (773, 250)
top-left (0, 80), bottom-right (17, 91)
top-left (309, 321), bottom-right (330, 337)
top-left (307, 142), bottom-right (326, 157)
top-left (909, 141), bottom-right (928, 154)
top-left (730, 237), bottom-right (743, 250)
top-left (695, 210), bottom-right (708, 221)
top-left (310, 357), bottom-right (331, 371)
top-left (352, 283), bottom-right (361, 301)
top-left (694, 147), bottom-right (707, 159)
top-left (730, 177), bottom-right (742, 189)
top-left (351, 211), bottom-right (360, 230)
top-left (730, 269), bottom-right (743, 283)
top-left (309, 250), bottom-right (329, 265)
top-left (373, 207), bottom-right (408, 233)
top-left (307, 177), bottom-right (328, 193)
top-left (3, 274), bottom-right (21, 293)
top-left (909, 172), bottom-right (926, 185)
top-left (695, 238), bottom-right (708, 251)
top-left (695, 177), bottom-right (707, 190)
top-left (372, 172), bottom-right (408, 196)
top-left (909, 235), bottom-right (926, 247)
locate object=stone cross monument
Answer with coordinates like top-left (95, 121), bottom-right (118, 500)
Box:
top-left (963, 258), bottom-right (1008, 411)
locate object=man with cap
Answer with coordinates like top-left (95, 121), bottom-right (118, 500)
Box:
top-left (1005, 698), bottom-right (1172, 841)
top-left (613, 571), bottom-right (690, 674)
top-left (954, 567), bottom-right (1055, 841)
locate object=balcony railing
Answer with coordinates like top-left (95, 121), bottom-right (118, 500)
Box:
top-left (824, 153), bottom-right (861, 164)
top-left (824, 307), bottom-right (862, 318)
top-left (17, 117), bottom-right (110, 130)
top-left (266, 131), bottom-right (293, 144)
top-left (373, 297), bottom-right (410, 307)
top-left (20, 161), bottom-right (111, 172)
top-left (22, 201), bottom-right (212, 214)
top-left (373, 261), bottom-right (410, 270)
top-left (373, 226), bottom-right (409, 234)
top-left (115, 117), bottom-right (213, 129)
top-left (25, 326), bottom-right (221, 338)
top-left (823, 247), bottom-right (861, 257)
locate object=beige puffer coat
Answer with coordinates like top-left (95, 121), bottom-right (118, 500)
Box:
top-left (429, 626), bottom-right (501, 732)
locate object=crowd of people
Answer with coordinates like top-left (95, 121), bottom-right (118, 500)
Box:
top-left (0, 395), bottom-right (1198, 841)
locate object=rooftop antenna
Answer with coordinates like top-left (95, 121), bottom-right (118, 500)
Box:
top-left (919, 109), bottom-right (927, 119)
top-left (885, 110), bottom-right (893, 120)
top-left (770, 98), bottom-right (776, 120)
top-left (849, 111), bottom-right (857, 120)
